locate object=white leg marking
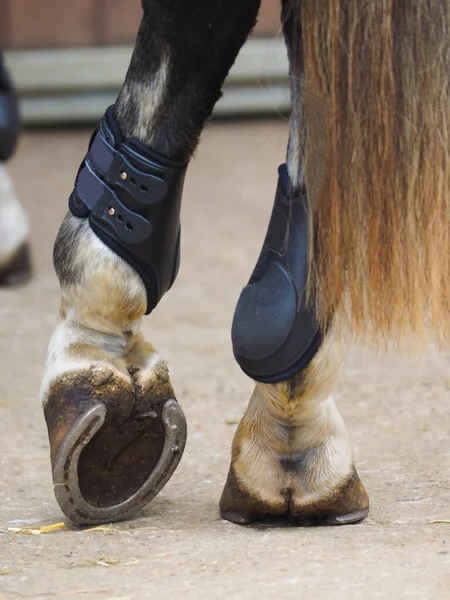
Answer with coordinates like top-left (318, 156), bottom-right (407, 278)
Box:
top-left (116, 52), bottom-right (170, 144)
top-left (41, 215), bottom-right (147, 404)
top-left (235, 385), bottom-right (354, 505)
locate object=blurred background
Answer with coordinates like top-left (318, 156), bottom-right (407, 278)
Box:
top-left (2, 0), bottom-right (290, 125)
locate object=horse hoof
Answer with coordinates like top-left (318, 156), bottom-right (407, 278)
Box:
top-left (44, 369), bottom-right (187, 525)
top-left (0, 243), bottom-right (32, 286)
top-left (220, 465), bottom-right (369, 527)
top-left (290, 468), bottom-right (370, 526)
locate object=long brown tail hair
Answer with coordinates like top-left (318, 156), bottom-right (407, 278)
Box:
top-left (296, 0), bottom-right (450, 349)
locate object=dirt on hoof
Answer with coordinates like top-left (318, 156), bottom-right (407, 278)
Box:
top-left (220, 465), bottom-right (369, 526)
top-left (44, 368), bottom-right (186, 524)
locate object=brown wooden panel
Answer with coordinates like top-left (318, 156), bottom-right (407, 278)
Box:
top-left (3, 0), bottom-right (280, 50)
top-left (98, 0), bottom-right (142, 45)
top-left (254, 0), bottom-right (281, 36)
top-left (7, 0), bottom-right (97, 49)
top-left (98, 0), bottom-right (280, 46)
top-left (0, 0), bottom-right (8, 49)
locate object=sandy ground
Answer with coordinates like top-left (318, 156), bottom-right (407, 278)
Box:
top-left (0, 120), bottom-right (449, 600)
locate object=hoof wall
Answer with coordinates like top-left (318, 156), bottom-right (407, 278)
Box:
top-left (220, 466), bottom-right (369, 527)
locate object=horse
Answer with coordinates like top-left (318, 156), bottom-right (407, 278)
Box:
top-left (0, 0), bottom-right (449, 526)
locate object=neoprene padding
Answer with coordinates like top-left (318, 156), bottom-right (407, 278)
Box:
top-left (231, 164), bottom-right (322, 383)
top-left (69, 106), bottom-right (187, 314)
top-left (0, 57), bottom-right (20, 162)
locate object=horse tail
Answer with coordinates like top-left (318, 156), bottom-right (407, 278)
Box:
top-left (293, 0), bottom-right (450, 349)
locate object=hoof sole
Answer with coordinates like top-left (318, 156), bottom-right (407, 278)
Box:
top-left (44, 373), bottom-right (187, 525)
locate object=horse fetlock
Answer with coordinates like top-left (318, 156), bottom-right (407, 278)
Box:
top-left (220, 385), bottom-right (369, 526)
top-left (54, 214), bottom-right (148, 331)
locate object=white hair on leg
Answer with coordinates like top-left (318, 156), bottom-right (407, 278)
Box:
top-left (116, 52), bottom-right (170, 146)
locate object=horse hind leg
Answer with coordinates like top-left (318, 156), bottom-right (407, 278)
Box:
top-left (41, 0), bottom-right (262, 525)
top-left (220, 0), bottom-right (369, 525)
top-left (0, 55), bottom-right (31, 285)
top-left (221, 0), bottom-right (450, 525)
